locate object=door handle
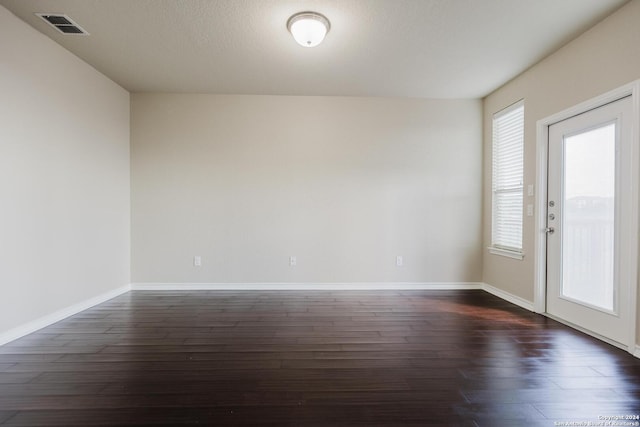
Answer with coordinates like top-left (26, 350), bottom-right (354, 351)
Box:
top-left (545, 227), bottom-right (555, 235)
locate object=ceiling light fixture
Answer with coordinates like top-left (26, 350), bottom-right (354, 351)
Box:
top-left (287, 12), bottom-right (330, 48)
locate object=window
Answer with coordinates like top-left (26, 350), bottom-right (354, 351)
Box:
top-left (491, 100), bottom-right (524, 259)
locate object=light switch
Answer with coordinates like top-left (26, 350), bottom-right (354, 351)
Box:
top-left (527, 204), bottom-right (534, 217)
top-left (527, 184), bottom-right (534, 197)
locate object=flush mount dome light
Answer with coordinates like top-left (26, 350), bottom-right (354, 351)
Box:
top-left (287, 11), bottom-right (330, 47)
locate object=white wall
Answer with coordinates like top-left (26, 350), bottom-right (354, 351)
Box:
top-left (0, 6), bottom-right (130, 337)
top-left (482, 0), bottom-right (640, 342)
top-left (132, 94), bottom-right (482, 285)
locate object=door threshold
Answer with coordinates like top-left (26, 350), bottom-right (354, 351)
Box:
top-left (543, 312), bottom-right (629, 352)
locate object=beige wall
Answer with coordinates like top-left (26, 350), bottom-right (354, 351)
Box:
top-left (0, 7), bottom-right (130, 336)
top-left (482, 0), bottom-right (640, 341)
top-left (132, 94), bottom-right (482, 285)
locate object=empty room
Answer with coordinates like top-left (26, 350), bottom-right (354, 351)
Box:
top-left (1, 0), bottom-right (640, 425)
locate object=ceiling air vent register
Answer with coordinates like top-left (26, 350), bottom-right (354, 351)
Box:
top-left (36, 14), bottom-right (89, 35)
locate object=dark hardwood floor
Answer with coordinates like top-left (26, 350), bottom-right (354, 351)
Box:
top-left (0, 290), bottom-right (639, 426)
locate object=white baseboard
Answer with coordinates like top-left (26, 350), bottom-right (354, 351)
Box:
top-left (0, 284), bottom-right (131, 346)
top-left (130, 282), bottom-right (484, 291)
top-left (8, 282), bottom-right (635, 354)
top-left (481, 282), bottom-right (535, 311)
top-left (131, 283), bottom-right (536, 314)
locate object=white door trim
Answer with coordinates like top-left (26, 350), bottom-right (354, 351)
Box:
top-left (534, 80), bottom-right (640, 354)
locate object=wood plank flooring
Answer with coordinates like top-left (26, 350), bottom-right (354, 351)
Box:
top-left (0, 290), bottom-right (639, 426)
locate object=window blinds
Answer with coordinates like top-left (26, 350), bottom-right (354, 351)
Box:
top-left (492, 101), bottom-right (524, 252)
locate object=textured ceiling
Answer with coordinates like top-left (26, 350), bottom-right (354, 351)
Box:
top-left (0, 0), bottom-right (629, 98)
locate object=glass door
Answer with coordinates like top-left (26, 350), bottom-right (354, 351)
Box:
top-left (546, 96), bottom-right (632, 346)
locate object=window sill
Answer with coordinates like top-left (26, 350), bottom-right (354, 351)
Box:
top-left (488, 247), bottom-right (524, 260)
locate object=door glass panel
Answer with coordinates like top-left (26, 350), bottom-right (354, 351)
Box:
top-left (562, 123), bottom-right (615, 311)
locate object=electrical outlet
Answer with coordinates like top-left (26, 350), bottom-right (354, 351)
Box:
top-left (194, 256), bottom-right (201, 267)
top-left (396, 256), bottom-right (403, 267)
top-left (289, 256), bottom-right (297, 267)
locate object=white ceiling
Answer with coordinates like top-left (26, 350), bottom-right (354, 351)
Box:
top-left (0, 0), bottom-right (629, 98)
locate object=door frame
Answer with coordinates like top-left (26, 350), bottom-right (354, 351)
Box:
top-left (534, 80), bottom-right (640, 354)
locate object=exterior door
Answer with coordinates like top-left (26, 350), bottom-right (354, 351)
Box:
top-left (546, 96), bottom-right (633, 346)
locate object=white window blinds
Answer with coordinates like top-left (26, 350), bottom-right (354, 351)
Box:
top-left (492, 101), bottom-right (524, 253)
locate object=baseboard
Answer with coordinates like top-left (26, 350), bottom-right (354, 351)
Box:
top-left (481, 282), bottom-right (535, 311)
top-left (130, 282), bottom-right (485, 291)
top-left (0, 284), bottom-right (131, 346)
top-left (2, 281), bottom-right (635, 355)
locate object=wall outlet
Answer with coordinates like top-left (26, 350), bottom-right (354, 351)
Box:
top-left (194, 256), bottom-right (202, 267)
top-left (289, 256), bottom-right (297, 267)
top-left (396, 255), bottom-right (403, 267)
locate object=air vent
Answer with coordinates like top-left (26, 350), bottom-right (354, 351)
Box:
top-left (36, 13), bottom-right (89, 35)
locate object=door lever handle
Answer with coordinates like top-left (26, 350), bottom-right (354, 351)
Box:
top-left (545, 227), bottom-right (555, 235)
